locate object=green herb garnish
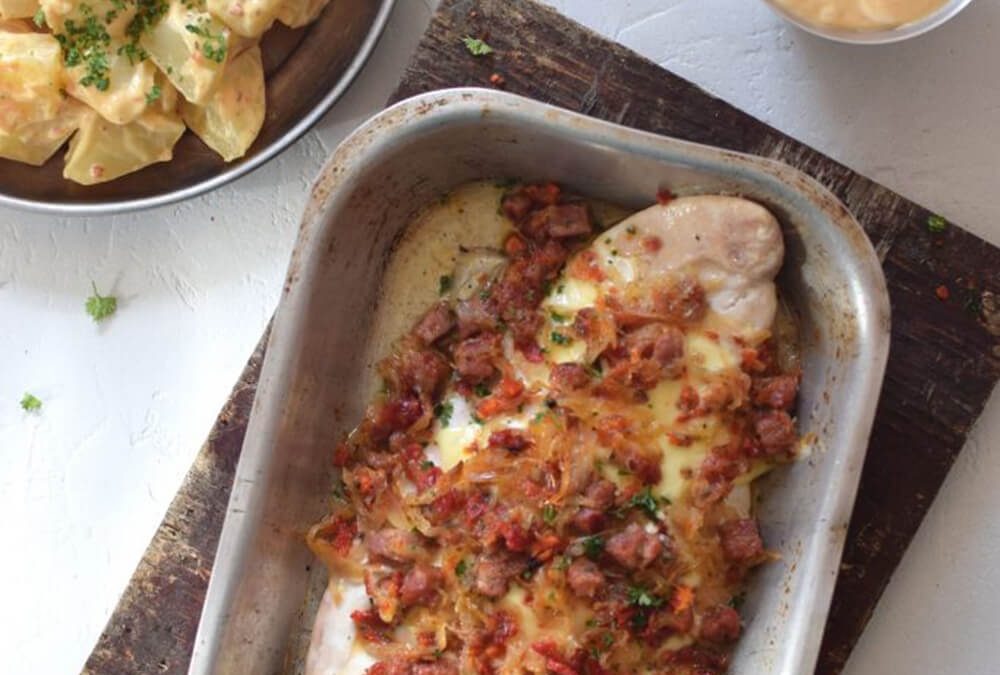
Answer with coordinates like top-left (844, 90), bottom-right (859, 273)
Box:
top-left (433, 401), bottom-right (454, 427)
top-left (438, 274), bottom-right (453, 295)
top-left (461, 36), bottom-right (494, 56)
top-left (542, 504), bottom-right (558, 525)
top-left (185, 19), bottom-right (227, 63)
top-left (454, 559), bottom-right (468, 577)
top-left (20, 392), bottom-right (42, 412)
top-left (145, 84), bottom-right (161, 104)
top-left (85, 282), bottom-right (117, 322)
top-left (33, 7), bottom-right (45, 27)
top-left (550, 311), bottom-right (566, 323)
top-left (628, 487), bottom-right (661, 520)
top-left (474, 382), bottom-right (491, 397)
top-left (927, 214), bottom-right (947, 233)
top-left (550, 331), bottom-right (571, 345)
top-left (582, 535), bottom-right (604, 560)
top-left (627, 586), bottom-right (664, 608)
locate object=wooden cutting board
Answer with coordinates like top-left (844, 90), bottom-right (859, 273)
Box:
top-left (84, 1), bottom-right (1000, 673)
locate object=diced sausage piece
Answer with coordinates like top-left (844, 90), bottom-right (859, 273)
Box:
top-left (501, 191), bottom-right (533, 222)
top-left (414, 302), bottom-right (455, 345)
top-left (551, 362), bottom-right (591, 391)
top-left (566, 558), bottom-right (606, 598)
top-left (612, 444), bottom-right (663, 485)
top-left (606, 523), bottom-right (663, 570)
top-left (654, 277), bottom-right (707, 324)
top-left (399, 564), bottom-right (443, 607)
top-left (488, 428), bottom-right (532, 452)
top-left (455, 297), bottom-right (499, 338)
top-left (522, 203), bottom-right (592, 239)
top-left (367, 528), bottom-right (422, 564)
top-left (752, 374), bottom-right (799, 410)
top-left (453, 333), bottom-right (502, 382)
top-left (474, 553), bottom-right (525, 598)
top-left (412, 661), bottom-right (460, 675)
top-left (584, 479), bottom-right (617, 510)
top-left (571, 507), bottom-right (606, 534)
top-left (389, 347), bottom-right (451, 397)
top-left (700, 605), bottom-right (742, 643)
top-left (753, 409), bottom-right (798, 456)
top-left (718, 518), bottom-right (764, 564)
top-left (624, 323), bottom-right (684, 366)
top-left (370, 396), bottom-right (424, 442)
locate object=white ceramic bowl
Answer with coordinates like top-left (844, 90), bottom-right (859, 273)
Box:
top-left (762, 0), bottom-right (974, 44)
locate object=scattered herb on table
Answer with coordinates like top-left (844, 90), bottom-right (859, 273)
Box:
top-left (927, 214), bottom-right (947, 233)
top-left (462, 36), bottom-right (494, 56)
top-left (20, 392), bottom-right (42, 412)
top-left (85, 282), bottom-right (117, 322)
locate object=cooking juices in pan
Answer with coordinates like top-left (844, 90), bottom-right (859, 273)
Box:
top-left (304, 181), bottom-right (804, 674)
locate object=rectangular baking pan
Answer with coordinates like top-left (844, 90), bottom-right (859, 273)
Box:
top-left (189, 88), bottom-right (891, 675)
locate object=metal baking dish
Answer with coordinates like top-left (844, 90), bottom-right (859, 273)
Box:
top-left (189, 88), bottom-right (890, 675)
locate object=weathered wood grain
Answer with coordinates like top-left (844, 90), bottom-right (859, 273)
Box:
top-left (85, 1), bottom-right (1000, 673)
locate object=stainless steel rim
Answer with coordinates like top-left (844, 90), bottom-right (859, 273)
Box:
top-left (761, 0), bottom-right (974, 44)
top-left (0, 0), bottom-right (396, 217)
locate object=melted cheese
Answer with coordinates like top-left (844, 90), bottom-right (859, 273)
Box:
top-left (305, 582), bottom-right (375, 675)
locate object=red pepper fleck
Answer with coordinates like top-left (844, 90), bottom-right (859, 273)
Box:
top-left (935, 285), bottom-right (950, 301)
top-left (489, 72), bottom-right (506, 88)
top-left (656, 188), bottom-right (675, 205)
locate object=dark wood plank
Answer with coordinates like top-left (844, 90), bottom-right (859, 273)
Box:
top-left (85, 1), bottom-right (1000, 673)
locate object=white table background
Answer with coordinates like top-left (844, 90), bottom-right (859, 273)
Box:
top-left (2, 1), bottom-right (998, 673)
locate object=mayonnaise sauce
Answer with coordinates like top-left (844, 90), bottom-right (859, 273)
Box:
top-left (773, 0), bottom-right (949, 30)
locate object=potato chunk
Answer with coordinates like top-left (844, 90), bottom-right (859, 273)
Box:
top-left (0, 96), bottom-right (89, 165)
top-left (207, 0), bottom-right (280, 37)
top-left (181, 44), bottom-right (263, 161)
top-left (0, 0), bottom-right (38, 20)
top-left (65, 38), bottom-right (157, 124)
top-left (276, 0), bottom-right (328, 28)
top-left (63, 108), bottom-right (185, 184)
top-left (140, 0), bottom-right (232, 105)
top-left (0, 31), bottom-right (63, 132)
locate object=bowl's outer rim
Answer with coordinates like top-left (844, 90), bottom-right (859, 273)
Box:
top-left (760, 0), bottom-right (975, 44)
top-left (0, 0), bottom-right (396, 217)
top-left (193, 87), bottom-right (892, 674)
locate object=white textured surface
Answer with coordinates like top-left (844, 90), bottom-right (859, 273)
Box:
top-left (0, 1), bottom-right (997, 673)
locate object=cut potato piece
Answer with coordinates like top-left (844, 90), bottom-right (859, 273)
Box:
top-left (0, 96), bottom-right (89, 165)
top-left (140, 0), bottom-right (232, 105)
top-left (0, 31), bottom-right (63, 133)
top-left (207, 0), bottom-right (280, 37)
top-left (276, 0), bottom-right (328, 28)
top-left (40, 0), bottom-right (135, 38)
top-left (63, 108), bottom-right (185, 185)
top-left (65, 39), bottom-right (157, 124)
top-left (181, 45), bottom-right (263, 161)
top-left (0, 0), bottom-right (37, 20)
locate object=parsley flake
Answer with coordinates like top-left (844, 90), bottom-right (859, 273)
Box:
top-left (438, 274), bottom-right (453, 295)
top-left (550, 311), bottom-right (567, 323)
top-left (20, 392), bottom-right (42, 412)
top-left (461, 36), bottom-right (494, 56)
top-left (33, 7), bottom-right (45, 27)
top-left (927, 214), bottom-right (947, 233)
top-left (542, 503), bottom-right (558, 525)
top-left (145, 84), bottom-right (161, 104)
top-left (582, 535), bottom-right (604, 560)
top-left (628, 487), bottom-right (662, 520)
top-left (454, 559), bottom-right (468, 577)
top-left (474, 382), bottom-right (492, 397)
top-left (185, 20), bottom-right (227, 63)
top-left (627, 586), bottom-right (664, 608)
top-left (85, 282), bottom-right (117, 322)
top-left (550, 331), bottom-right (571, 345)
top-left (433, 400), bottom-right (454, 427)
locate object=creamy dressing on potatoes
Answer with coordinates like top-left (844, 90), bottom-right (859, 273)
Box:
top-left (773, 0), bottom-right (949, 30)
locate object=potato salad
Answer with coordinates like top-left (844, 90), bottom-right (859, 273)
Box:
top-left (0, 0), bottom-right (329, 184)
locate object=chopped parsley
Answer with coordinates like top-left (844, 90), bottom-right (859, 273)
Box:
top-left (85, 282), bottom-right (117, 322)
top-left (185, 19), bottom-right (227, 64)
top-left (57, 4), bottom-right (113, 91)
top-left (420, 460), bottom-right (434, 470)
top-left (474, 382), bottom-right (492, 397)
top-left (438, 274), bottom-right (453, 295)
top-left (433, 400), bottom-right (454, 427)
top-left (33, 7), bottom-right (45, 27)
top-left (927, 214), bottom-right (947, 233)
top-left (542, 503), bottom-right (558, 525)
top-left (549, 311), bottom-right (567, 323)
top-left (331, 480), bottom-right (347, 501)
top-left (627, 586), bottom-right (664, 608)
top-left (454, 559), bottom-right (468, 577)
top-left (728, 592), bottom-right (746, 610)
top-left (550, 331), bottom-right (571, 345)
top-left (555, 556), bottom-right (572, 571)
top-left (145, 84), bottom-right (161, 104)
top-left (582, 535), bottom-right (604, 560)
top-left (461, 36), bottom-right (494, 56)
top-left (20, 392), bottom-right (42, 412)
top-left (628, 487), bottom-right (663, 520)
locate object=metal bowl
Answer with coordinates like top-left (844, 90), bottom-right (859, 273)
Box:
top-left (762, 0), bottom-right (973, 44)
top-left (0, 0), bottom-right (395, 216)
